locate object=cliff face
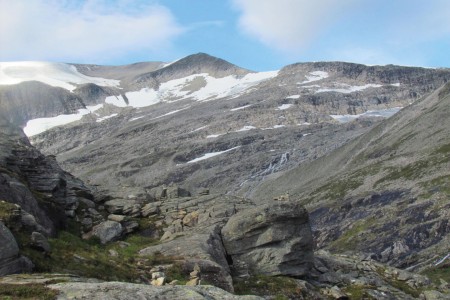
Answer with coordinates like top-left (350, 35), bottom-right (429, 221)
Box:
top-left (0, 119), bottom-right (95, 275)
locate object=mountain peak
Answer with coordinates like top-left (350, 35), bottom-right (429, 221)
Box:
top-left (144, 53), bottom-right (249, 80)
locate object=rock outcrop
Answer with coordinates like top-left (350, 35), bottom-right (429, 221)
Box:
top-left (0, 222), bottom-right (33, 276)
top-left (221, 202), bottom-right (314, 277)
top-left (0, 119), bottom-right (95, 236)
top-left (49, 281), bottom-right (263, 300)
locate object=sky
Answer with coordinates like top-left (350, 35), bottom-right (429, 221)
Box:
top-left (0, 0), bottom-right (449, 71)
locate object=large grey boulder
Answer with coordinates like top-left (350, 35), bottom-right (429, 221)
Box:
top-left (139, 228), bottom-right (233, 292)
top-left (221, 202), bottom-right (314, 277)
top-left (0, 222), bottom-right (33, 276)
top-left (91, 220), bottom-right (123, 244)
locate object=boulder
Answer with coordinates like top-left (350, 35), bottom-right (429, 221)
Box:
top-left (141, 202), bottom-right (161, 217)
top-left (31, 231), bottom-right (51, 253)
top-left (221, 202), bottom-right (314, 277)
top-left (0, 222), bottom-right (33, 276)
top-left (104, 199), bottom-right (141, 217)
top-left (91, 220), bottom-right (123, 244)
top-left (139, 229), bottom-right (233, 292)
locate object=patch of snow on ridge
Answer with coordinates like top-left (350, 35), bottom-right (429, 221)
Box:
top-left (330, 107), bottom-right (402, 123)
top-left (96, 113), bottom-right (118, 123)
top-left (0, 61), bottom-right (120, 91)
top-left (105, 71), bottom-right (278, 108)
top-left (286, 95), bottom-right (300, 99)
top-left (316, 83), bottom-right (382, 94)
top-left (236, 126), bottom-right (257, 132)
top-left (231, 105), bottom-right (251, 111)
top-left (277, 104), bottom-right (293, 110)
top-left (186, 146), bottom-right (241, 164)
top-left (298, 71), bottom-right (329, 85)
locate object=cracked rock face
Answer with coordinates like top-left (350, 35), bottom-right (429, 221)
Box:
top-left (221, 201), bottom-right (314, 277)
top-left (0, 222), bottom-right (33, 276)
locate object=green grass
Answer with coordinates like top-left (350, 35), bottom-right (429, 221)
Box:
top-left (311, 164), bottom-right (381, 200)
top-left (165, 263), bottom-right (189, 284)
top-left (342, 285), bottom-right (374, 300)
top-left (0, 201), bottom-right (18, 223)
top-left (19, 230), bottom-right (165, 282)
top-left (422, 265), bottom-right (450, 284)
top-left (0, 283), bottom-right (58, 300)
top-left (330, 218), bottom-right (377, 251)
top-left (233, 275), bottom-right (303, 299)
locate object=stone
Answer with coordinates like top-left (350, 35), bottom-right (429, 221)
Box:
top-left (166, 185), bottom-right (191, 199)
top-left (328, 285), bottom-right (347, 299)
top-left (31, 231), bottom-right (51, 253)
top-left (108, 249), bottom-right (119, 257)
top-left (139, 230), bottom-right (233, 292)
top-left (183, 211), bottom-right (200, 227)
top-left (152, 272), bottom-right (165, 280)
top-left (0, 222), bottom-right (33, 276)
top-left (186, 277), bottom-right (200, 286)
top-left (123, 221), bottom-right (139, 234)
top-left (141, 202), bottom-right (161, 217)
top-left (151, 277), bottom-right (165, 286)
top-left (221, 202), bottom-right (314, 277)
top-left (104, 199), bottom-right (141, 217)
top-left (422, 290), bottom-right (450, 300)
top-left (81, 217), bottom-right (93, 232)
top-left (107, 214), bottom-right (127, 222)
top-left (91, 220), bottom-right (123, 244)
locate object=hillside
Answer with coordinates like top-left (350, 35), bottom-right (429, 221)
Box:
top-left (254, 82), bottom-right (450, 270)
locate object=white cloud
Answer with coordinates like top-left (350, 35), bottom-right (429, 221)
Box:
top-left (232, 0), bottom-right (358, 53)
top-left (0, 0), bottom-right (184, 63)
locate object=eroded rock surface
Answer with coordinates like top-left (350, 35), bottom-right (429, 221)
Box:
top-left (221, 201), bottom-right (314, 277)
top-left (0, 222), bottom-right (33, 276)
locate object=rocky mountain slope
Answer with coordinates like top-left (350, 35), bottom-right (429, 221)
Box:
top-left (254, 82), bottom-right (450, 270)
top-left (1, 53), bottom-right (450, 298)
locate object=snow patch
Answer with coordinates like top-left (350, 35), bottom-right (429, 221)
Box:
top-left (298, 71), bottom-right (329, 85)
top-left (151, 108), bottom-right (188, 120)
top-left (230, 104), bottom-right (252, 111)
top-left (0, 61), bottom-right (120, 91)
top-left (207, 134), bottom-right (222, 138)
top-left (316, 83), bottom-right (383, 94)
top-left (277, 104), bottom-right (293, 110)
top-left (129, 115), bottom-right (146, 122)
top-left (24, 109), bottom-right (89, 136)
top-left (186, 146), bottom-right (241, 164)
top-left (236, 126), bottom-right (257, 132)
top-left (106, 70), bottom-right (278, 108)
top-left (330, 107), bottom-right (403, 123)
top-left (191, 126), bottom-right (208, 132)
top-left (286, 95), bottom-right (300, 99)
top-left (96, 113), bottom-right (118, 123)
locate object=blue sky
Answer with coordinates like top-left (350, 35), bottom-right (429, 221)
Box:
top-left (1, 0), bottom-right (449, 71)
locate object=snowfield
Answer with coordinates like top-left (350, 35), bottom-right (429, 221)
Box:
top-left (0, 61), bottom-right (120, 91)
top-left (23, 104), bottom-right (103, 136)
top-left (330, 107), bottom-right (403, 123)
top-left (186, 146), bottom-right (241, 164)
top-left (105, 71), bottom-right (279, 108)
top-left (316, 83), bottom-right (383, 94)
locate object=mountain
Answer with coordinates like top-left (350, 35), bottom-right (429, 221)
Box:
top-left (1, 54), bottom-right (450, 298)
